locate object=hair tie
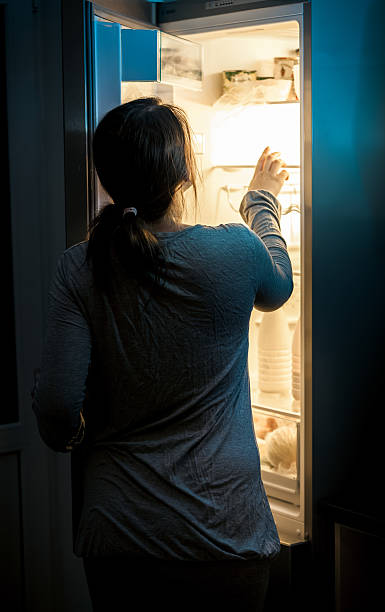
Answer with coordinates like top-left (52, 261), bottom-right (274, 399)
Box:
top-left (123, 207), bottom-right (137, 217)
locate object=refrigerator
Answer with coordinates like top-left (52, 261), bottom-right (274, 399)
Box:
top-left (67, 0), bottom-right (312, 601)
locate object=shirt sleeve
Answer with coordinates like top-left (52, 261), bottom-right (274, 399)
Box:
top-left (239, 189), bottom-right (294, 311)
top-left (32, 252), bottom-right (91, 452)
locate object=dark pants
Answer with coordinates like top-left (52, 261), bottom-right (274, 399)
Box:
top-left (83, 555), bottom-right (271, 612)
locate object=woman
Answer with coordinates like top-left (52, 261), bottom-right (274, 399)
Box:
top-left (33, 97), bottom-right (293, 611)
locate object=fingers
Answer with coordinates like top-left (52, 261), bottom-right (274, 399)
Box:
top-left (257, 149), bottom-right (282, 173)
top-left (269, 158), bottom-right (283, 175)
top-left (255, 147), bottom-right (289, 187)
top-left (256, 146), bottom-right (270, 171)
top-left (279, 169), bottom-right (290, 181)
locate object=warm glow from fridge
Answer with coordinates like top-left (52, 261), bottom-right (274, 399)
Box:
top-left (210, 102), bottom-right (300, 167)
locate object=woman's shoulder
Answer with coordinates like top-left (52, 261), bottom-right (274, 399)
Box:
top-left (196, 222), bottom-right (261, 252)
top-left (54, 241), bottom-right (90, 285)
top-left (61, 241), bottom-right (89, 265)
top-left (196, 222), bottom-right (256, 240)
top-left (188, 223), bottom-right (262, 273)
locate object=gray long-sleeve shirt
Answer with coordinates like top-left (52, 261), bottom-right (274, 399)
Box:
top-left (33, 189), bottom-right (293, 560)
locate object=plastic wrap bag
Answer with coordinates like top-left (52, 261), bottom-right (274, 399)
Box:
top-left (214, 71), bottom-right (292, 108)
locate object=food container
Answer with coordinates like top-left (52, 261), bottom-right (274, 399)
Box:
top-left (218, 70), bottom-right (291, 105)
top-left (222, 70), bottom-right (257, 91)
top-left (273, 57), bottom-right (297, 80)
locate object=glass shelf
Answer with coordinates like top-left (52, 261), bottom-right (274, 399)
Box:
top-left (252, 403), bottom-right (300, 422)
top-left (266, 100), bottom-right (299, 104)
top-left (213, 164), bottom-right (300, 169)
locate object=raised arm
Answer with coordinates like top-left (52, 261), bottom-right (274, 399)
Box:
top-left (239, 147), bottom-right (293, 311)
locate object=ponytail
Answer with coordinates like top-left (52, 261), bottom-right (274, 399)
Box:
top-left (87, 201), bottom-right (164, 293)
top-left (87, 97), bottom-right (197, 294)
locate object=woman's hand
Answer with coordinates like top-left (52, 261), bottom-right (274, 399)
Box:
top-left (248, 146), bottom-right (289, 197)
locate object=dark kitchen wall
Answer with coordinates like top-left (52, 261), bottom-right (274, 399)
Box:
top-left (310, 1), bottom-right (385, 606)
top-left (2, 0), bottom-right (90, 609)
top-left (311, 0), bottom-right (385, 516)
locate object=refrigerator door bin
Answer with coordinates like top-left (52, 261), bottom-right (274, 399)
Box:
top-left (160, 32), bottom-right (203, 90)
top-left (93, 15), bottom-right (203, 128)
top-left (121, 27), bottom-right (202, 90)
top-left (263, 470), bottom-right (300, 506)
top-left (253, 407), bottom-right (300, 506)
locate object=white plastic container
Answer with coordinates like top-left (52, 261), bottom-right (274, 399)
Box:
top-left (258, 309), bottom-right (292, 395)
top-left (292, 316), bottom-right (301, 407)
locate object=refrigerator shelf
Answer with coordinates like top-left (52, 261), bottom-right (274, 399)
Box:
top-left (267, 100), bottom-right (299, 105)
top-left (214, 100), bottom-right (300, 108)
top-left (213, 164), bottom-right (300, 169)
top-left (262, 468), bottom-right (299, 491)
top-left (222, 184), bottom-right (301, 216)
top-left (251, 403), bottom-right (300, 422)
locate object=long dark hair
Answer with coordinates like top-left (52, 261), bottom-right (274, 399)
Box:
top-left (87, 97), bottom-right (197, 293)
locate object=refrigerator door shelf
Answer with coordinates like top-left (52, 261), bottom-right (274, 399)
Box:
top-left (121, 28), bottom-right (203, 91)
top-left (252, 404), bottom-right (300, 421)
top-left (269, 496), bottom-right (305, 542)
top-left (251, 390), bottom-right (301, 414)
top-left (213, 165), bottom-right (300, 168)
top-left (253, 408), bottom-right (300, 503)
top-left (263, 471), bottom-right (300, 506)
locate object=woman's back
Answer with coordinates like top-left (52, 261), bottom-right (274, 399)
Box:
top-left (43, 202), bottom-right (290, 560)
top-left (84, 223), bottom-right (257, 435)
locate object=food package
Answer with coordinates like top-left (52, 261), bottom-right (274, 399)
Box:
top-left (264, 425), bottom-right (297, 473)
top-left (214, 71), bottom-right (292, 107)
top-left (253, 413), bottom-right (278, 440)
top-left (273, 57), bottom-right (297, 80)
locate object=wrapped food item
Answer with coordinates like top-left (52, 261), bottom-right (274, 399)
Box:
top-left (253, 413), bottom-right (278, 440)
top-left (214, 70), bottom-right (291, 107)
top-left (273, 56), bottom-right (299, 101)
top-left (222, 70), bottom-right (257, 91)
top-left (273, 57), bottom-right (296, 80)
top-left (264, 425), bottom-right (297, 473)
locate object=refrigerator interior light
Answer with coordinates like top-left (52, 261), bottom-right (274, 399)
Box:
top-left (210, 102), bottom-right (300, 167)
